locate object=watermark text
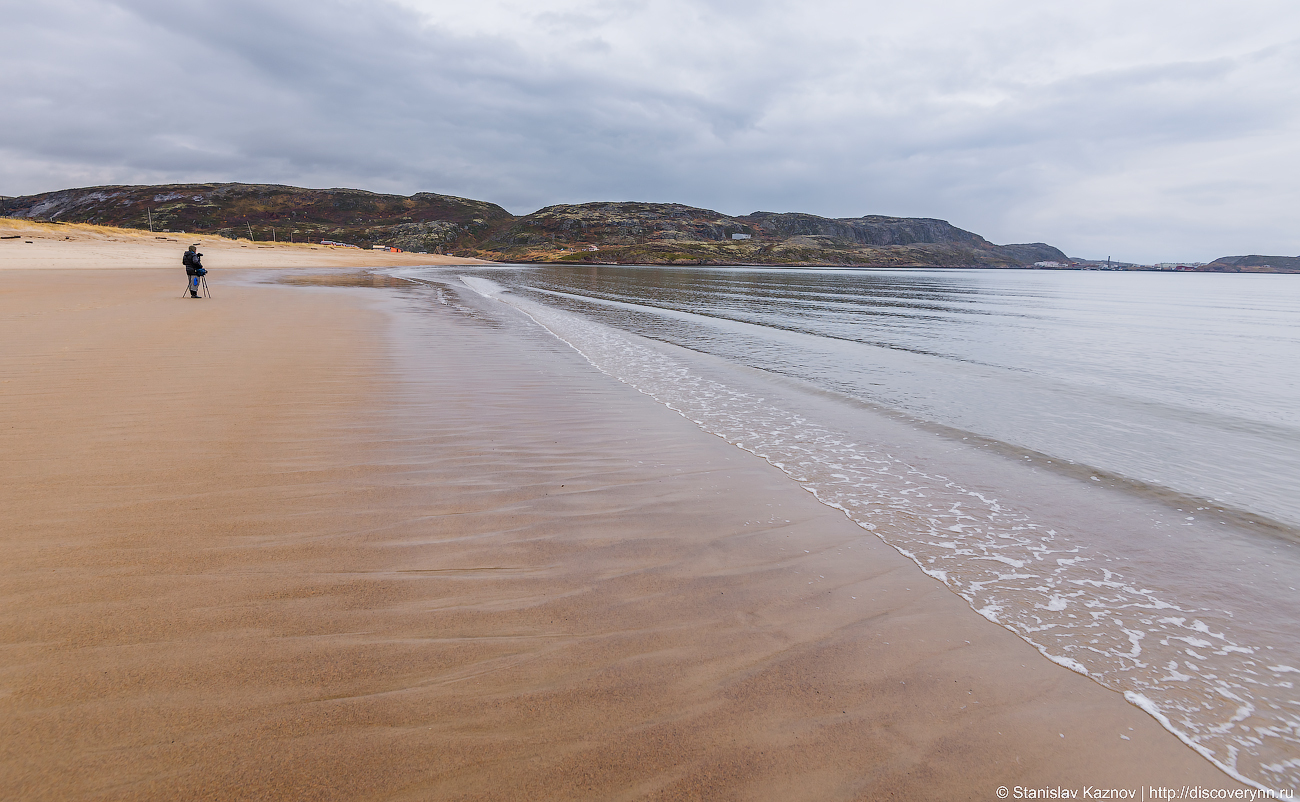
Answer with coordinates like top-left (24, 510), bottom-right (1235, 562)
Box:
top-left (994, 786), bottom-right (1293, 800)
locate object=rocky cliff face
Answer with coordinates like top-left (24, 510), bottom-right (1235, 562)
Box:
top-left (0, 183), bottom-right (513, 252)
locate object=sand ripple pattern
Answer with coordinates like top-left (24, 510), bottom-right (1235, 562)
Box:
top-left (457, 275), bottom-right (1300, 791)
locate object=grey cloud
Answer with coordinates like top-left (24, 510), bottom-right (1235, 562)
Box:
top-left (2, 0), bottom-right (1298, 262)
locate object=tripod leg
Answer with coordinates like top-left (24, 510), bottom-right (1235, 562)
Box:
top-left (201, 276), bottom-right (211, 298)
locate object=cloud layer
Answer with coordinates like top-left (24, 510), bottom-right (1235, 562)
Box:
top-left (3, 0), bottom-right (1298, 261)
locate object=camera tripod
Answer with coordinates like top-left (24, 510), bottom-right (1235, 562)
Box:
top-left (182, 274), bottom-right (211, 299)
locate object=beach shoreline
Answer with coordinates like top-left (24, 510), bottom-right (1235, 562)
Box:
top-left (0, 263), bottom-right (1250, 799)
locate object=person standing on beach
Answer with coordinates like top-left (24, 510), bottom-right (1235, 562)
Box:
top-left (183, 245), bottom-right (206, 298)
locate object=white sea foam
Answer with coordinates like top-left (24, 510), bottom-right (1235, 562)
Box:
top-left (457, 274), bottom-right (1299, 790)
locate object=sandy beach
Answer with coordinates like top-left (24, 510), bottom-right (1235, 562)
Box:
top-left (0, 217), bottom-right (488, 269)
top-left (0, 232), bottom-right (1246, 799)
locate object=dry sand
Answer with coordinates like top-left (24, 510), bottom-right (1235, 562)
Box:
top-left (0, 257), bottom-right (1244, 799)
top-left (0, 217), bottom-right (488, 270)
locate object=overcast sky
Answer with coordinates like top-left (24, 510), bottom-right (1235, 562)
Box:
top-left (4, 0), bottom-right (1298, 261)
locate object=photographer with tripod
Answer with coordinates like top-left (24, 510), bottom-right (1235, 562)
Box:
top-left (183, 245), bottom-right (208, 298)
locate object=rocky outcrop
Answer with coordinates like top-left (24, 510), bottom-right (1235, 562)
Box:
top-left (1201, 255), bottom-right (1300, 273)
top-left (0, 183), bottom-right (513, 251)
top-left (741, 212), bottom-right (987, 247)
top-left (378, 220), bottom-right (472, 253)
top-left (479, 202), bottom-right (751, 249)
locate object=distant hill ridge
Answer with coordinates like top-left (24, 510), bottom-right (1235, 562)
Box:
top-left (480, 201), bottom-right (1067, 266)
top-left (1201, 255), bottom-right (1300, 273)
top-left (0, 183), bottom-right (512, 253)
top-left (1, 183), bottom-right (1068, 266)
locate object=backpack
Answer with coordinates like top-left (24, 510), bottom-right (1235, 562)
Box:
top-left (182, 251), bottom-right (194, 267)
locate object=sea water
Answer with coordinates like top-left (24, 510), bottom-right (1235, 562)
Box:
top-left (399, 265), bottom-right (1300, 789)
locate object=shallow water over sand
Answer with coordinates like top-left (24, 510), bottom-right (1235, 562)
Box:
top-left (412, 266), bottom-right (1300, 790)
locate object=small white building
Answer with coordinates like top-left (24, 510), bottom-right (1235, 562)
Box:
top-left (731, 233), bottom-right (752, 240)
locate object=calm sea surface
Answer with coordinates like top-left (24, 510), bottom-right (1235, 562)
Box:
top-left (399, 265), bottom-right (1300, 789)
top-left (478, 266), bottom-right (1300, 530)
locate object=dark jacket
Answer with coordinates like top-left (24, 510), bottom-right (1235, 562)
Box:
top-left (183, 251), bottom-right (204, 275)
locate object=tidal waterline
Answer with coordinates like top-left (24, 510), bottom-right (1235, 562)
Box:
top-left (393, 265), bottom-right (1300, 788)
top-left (467, 265), bottom-right (1300, 533)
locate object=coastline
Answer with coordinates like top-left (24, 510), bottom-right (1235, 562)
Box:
top-left (0, 264), bottom-right (1248, 798)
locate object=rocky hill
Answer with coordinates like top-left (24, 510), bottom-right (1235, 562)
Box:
top-left (2, 184), bottom-right (1066, 266)
top-left (468, 202), bottom-right (1066, 266)
top-left (1201, 255), bottom-right (1300, 273)
top-left (0, 183), bottom-right (513, 253)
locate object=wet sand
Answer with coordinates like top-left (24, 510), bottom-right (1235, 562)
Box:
top-left (0, 267), bottom-right (1243, 800)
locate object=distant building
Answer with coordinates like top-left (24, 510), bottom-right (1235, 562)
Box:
top-left (1034, 261), bottom-right (1065, 268)
top-left (731, 233), bottom-right (752, 240)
